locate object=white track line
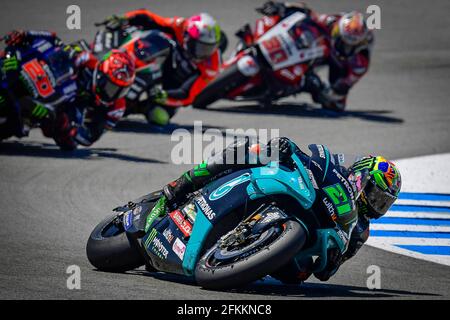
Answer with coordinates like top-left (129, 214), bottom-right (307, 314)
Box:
top-left (370, 224), bottom-right (450, 232)
top-left (367, 237), bottom-right (450, 246)
top-left (367, 240), bottom-right (450, 266)
top-left (395, 199), bottom-right (450, 207)
top-left (384, 211), bottom-right (450, 219)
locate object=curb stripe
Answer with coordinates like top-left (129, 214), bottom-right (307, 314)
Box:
top-left (371, 224), bottom-right (450, 233)
top-left (395, 245), bottom-right (450, 256)
top-left (376, 217), bottom-right (450, 226)
top-left (370, 230), bottom-right (450, 239)
top-left (390, 205), bottom-right (450, 213)
top-left (399, 193), bottom-right (450, 201)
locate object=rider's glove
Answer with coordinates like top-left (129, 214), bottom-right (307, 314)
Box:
top-left (268, 137), bottom-right (293, 162)
top-left (105, 15), bottom-right (128, 30)
top-left (1, 54), bottom-right (19, 73)
top-left (4, 30), bottom-right (27, 47)
top-left (1, 53), bottom-right (20, 86)
top-left (284, 2), bottom-right (312, 15)
top-left (152, 89), bottom-right (169, 105)
top-left (257, 1), bottom-right (286, 17)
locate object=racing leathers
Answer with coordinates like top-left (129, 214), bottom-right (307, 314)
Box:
top-left (119, 9), bottom-right (222, 107)
top-left (160, 137), bottom-right (371, 283)
top-left (251, 1), bottom-right (374, 111)
top-left (58, 44), bottom-right (127, 148)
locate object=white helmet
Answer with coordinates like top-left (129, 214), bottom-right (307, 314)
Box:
top-left (332, 11), bottom-right (369, 56)
top-left (184, 13), bottom-right (221, 60)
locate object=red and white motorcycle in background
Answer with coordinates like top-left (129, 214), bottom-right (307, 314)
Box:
top-left (193, 11), bottom-right (330, 109)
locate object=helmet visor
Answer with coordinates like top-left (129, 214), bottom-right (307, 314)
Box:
top-left (335, 38), bottom-right (355, 57)
top-left (187, 39), bottom-right (217, 60)
top-left (94, 69), bottom-right (130, 103)
top-left (364, 179), bottom-right (398, 217)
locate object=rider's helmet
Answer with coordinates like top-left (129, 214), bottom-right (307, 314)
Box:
top-left (93, 49), bottom-right (135, 105)
top-left (348, 156), bottom-right (401, 219)
top-left (183, 13), bottom-right (221, 61)
top-left (331, 11), bottom-right (369, 56)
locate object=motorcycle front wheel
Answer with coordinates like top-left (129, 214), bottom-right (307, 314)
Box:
top-left (195, 219), bottom-right (306, 290)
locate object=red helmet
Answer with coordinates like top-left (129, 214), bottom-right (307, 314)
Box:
top-left (93, 49), bottom-right (135, 105)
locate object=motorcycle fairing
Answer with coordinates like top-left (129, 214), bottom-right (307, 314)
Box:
top-left (247, 153), bottom-right (316, 210)
top-left (257, 12), bottom-right (326, 71)
top-left (181, 154), bottom-right (317, 276)
top-left (142, 214), bottom-right (190, 275)
top-left (6, 38), bottom-right (78, 106)
top-left (181, 169), bottom-right (255, 275)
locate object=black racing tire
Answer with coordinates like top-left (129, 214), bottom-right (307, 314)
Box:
top-left (195, 219), bottom-right (306, 290)
top-left (192, 63), bottom-right (248, 109)
top-left (86, 213), bottom-right (145, 272)
top-left (219, 30), bottom-right (228, 54)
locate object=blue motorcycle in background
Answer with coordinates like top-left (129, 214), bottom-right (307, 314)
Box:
top-left (87, 150), bottom-right (347, 289)
top-left (0, 33), bottom-right (77, 145)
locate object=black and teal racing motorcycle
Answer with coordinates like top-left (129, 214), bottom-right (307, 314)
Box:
top-left (86, 148), bottom-right (348, 289)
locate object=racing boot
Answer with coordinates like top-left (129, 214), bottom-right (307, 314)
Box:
top-left (145, 171), bottom-right (198, 232)
top-left (163, 165), bottom-right (210, 211)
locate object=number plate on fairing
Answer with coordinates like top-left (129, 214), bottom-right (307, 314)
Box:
top-left (257, 12), bottom-right (326, 71)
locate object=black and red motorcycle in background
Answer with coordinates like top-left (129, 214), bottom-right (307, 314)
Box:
top-left (193, 10), bottom-right (331, 109)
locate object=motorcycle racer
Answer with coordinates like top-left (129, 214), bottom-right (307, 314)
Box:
top-left (149, 137), bottom-right (401, 283)
top-left (0, 30), bottom-right (68, 140)
top-left (104, 10), bottom-right (223, 120)
top-left (58, 44), bottom-right (136, 149)
top-left (241, 1), bottom-right (374, 111)
top-left (0, 30), bottom-right (135, 149)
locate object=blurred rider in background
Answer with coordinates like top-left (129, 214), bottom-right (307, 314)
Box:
top-left (1, 30), bottom-right (135, 150)
top-left (104, 9), bottom-right (223, 124)
top-left (243, 1), bottom-right (374, 111)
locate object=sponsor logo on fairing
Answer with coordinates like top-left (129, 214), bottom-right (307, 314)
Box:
top-left (123, 211), bottom-right (133, 230)
top-left (307, 169), bottom-right (319, 189)
top-left (182, 203), bottom-right (197, 223)
top-left (162, 228), bottom-right (174, 243)
top-left (195, 196), bottom-right (216, 220)
top-left (209, 173), bottom-right (251, 201)
top-left (172, 238), bottom-right (186, 261)
top-left (317, 145), bottom-right (326, 159)
top-left (151, 237), bottom-right (169, 259)
top-left (169, 210), bottom-right (193, 237)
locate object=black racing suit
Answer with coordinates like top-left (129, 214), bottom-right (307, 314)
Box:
top-left (164, 137), bottom-right (371, 282)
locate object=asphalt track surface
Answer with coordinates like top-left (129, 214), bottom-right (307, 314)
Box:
top-left (1, 0), bottom-right (450, 299)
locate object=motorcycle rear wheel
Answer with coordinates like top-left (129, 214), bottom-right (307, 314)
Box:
top-left (86, 213), bottom-right (145, 272)
top-left (192, 64), bottom-right (248, 109)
